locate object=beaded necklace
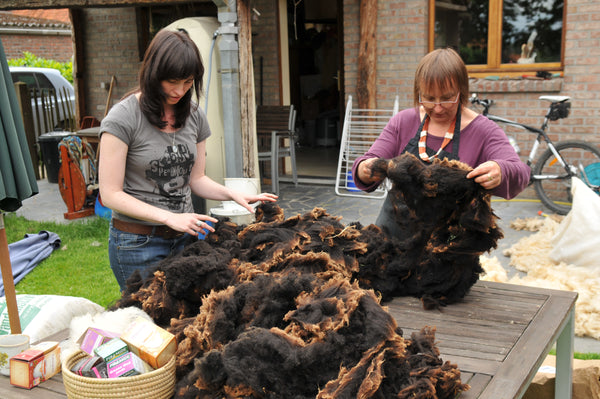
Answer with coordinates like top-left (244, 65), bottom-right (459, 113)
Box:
top-left (418, 115), bottom-right (456, 162)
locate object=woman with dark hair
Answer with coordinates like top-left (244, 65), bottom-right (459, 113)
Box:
top-left (352, 48), bottom-right (530, 238)
top-left (99, 29), bottom-right (277, 290)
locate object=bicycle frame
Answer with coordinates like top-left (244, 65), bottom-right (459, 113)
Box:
top-left (471, 94), bottom-right (600, 214)
top-left (485, 114), bottom-right (569, 176)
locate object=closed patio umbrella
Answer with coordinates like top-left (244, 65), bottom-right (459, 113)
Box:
top-left (0, 38), bottom-right (39, 334)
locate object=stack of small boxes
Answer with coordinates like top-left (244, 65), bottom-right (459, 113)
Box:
top-left (10, 341), bottom-right (62, 389)
top-left (71, 317), bottom-right (176, 379)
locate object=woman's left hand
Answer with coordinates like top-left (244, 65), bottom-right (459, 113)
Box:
top-left (231, 191), bottom-right (279, 213)
top-left (467, 161), bottom-right (502, 190)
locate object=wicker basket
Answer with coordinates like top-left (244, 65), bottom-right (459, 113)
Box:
top-left (62, 350), bottom-right (176, 399)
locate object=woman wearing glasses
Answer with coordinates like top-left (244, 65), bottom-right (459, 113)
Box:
top-left (352, 48), bottom-right (530, 237)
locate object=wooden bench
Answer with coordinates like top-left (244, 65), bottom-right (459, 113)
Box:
top-left (0, 281), bottom-right (576, 398)
top-left (256, 105), bottom-right (298, 194)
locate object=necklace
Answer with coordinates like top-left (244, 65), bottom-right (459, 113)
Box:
top-left (171, 130), bottom-right (178, 153)
top-left (418, 116), bottom-right (456, 162)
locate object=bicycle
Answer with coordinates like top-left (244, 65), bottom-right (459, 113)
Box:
top-left (470, 93), bottom-right (600, 215)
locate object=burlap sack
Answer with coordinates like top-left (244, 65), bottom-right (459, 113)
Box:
top-left (523, 355), bottom-right (600, 399)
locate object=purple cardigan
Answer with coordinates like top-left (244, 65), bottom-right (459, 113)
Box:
top-left (352, 107), bottom-right (530, 199)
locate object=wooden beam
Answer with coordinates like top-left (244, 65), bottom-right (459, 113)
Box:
top-left (356, 0), bottom-right (377, 110)
top-left (237, 0), bottom-right (257, 178)
top-left (69, 9), bottom-right (85, 127)
top-left (0, 0), bottom-right (205, 10)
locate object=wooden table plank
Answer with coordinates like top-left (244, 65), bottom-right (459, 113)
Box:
top-left (478, 287), bottom-right (577, 399)
top-left (461, 373), bottom-right (492, 398)
top-left (0, 374), bottom-right (65, 398)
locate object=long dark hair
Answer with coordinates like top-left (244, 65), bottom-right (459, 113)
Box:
top-left (138, 29), bottom-right (204, 129)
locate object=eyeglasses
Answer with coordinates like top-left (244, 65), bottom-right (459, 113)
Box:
top-left (419, 92), bottom-right (460, 109)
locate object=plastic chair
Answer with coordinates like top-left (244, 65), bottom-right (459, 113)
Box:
top-left (257, 105), bottom-right (298, 194)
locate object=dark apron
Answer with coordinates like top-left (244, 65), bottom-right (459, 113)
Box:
top-left (375, 108), bottom-right (462, 239)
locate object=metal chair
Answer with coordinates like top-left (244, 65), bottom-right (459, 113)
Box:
top-left (257, 105), bottom-right (298, 194)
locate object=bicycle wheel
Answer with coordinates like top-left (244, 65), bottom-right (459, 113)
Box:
top-left (533, 140), bottom-right (600, 215)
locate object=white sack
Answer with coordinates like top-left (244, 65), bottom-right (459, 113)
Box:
top-left (550, 177), bottom-right (600, 270)
top-left (0, 294), bottom-right (104, 343)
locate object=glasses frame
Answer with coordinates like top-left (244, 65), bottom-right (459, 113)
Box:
top-left (419, 92), bottom-right (460, 109)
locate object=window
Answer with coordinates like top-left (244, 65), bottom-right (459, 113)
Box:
top-left (430, 0), bottom-right (564, 74)
top-left (34, 73), bottom-right (54, 91)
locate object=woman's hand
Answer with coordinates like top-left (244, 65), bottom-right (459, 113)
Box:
top-left (165, 213), bottom-right (218, 236)
top-left (230, 191), bottom-right (279, 213)
top-left (467, 161), bottom-right (502, 189)
top-left (357, 158), bottom-right (385, 185)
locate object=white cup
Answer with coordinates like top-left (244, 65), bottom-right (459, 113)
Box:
top-left (0, 334), bottom-right (30, 376)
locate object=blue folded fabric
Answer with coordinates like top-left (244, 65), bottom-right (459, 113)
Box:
top-left (0, 231), bottom-right (61, 297)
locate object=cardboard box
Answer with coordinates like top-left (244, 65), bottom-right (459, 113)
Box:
top-left (70, 355), bottom-right (107, 378)
top-left (78, 327), bottom-right (119, 355)
top-left (94, 338), bottom-right (128, 363)
top-left (9, 341), bottom-right (61, 389)
top-left (120, 317), bottom-right (176, 369)
top-left (106, 352), bottom-right (146, 378)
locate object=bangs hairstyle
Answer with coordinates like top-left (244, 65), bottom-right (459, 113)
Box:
top-left (139, 29), bottom-right (205, 129)
top-left (413, 48), bottom-right (469, 108)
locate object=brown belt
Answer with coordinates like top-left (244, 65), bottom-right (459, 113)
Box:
top-left (112, 218), bottom-right (185, 239)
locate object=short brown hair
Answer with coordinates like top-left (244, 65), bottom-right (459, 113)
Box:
top-left (413, 48), bottom-right (469, 108)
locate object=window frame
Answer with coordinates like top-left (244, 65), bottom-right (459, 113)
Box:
top-left (428, 0), bottom-right (567, 77)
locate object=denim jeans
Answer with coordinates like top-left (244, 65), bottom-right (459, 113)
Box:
top-left (108, 223), bottom-right (190, 291)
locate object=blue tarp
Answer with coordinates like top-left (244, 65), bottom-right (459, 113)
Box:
top-left (0, 231), bottom-right (60, 297)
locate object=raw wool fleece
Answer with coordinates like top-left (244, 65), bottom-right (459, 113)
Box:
top-left (112, 153), bottom-right (503, 398)
top-left (366, 153), bottom-right (503, 308)
top-left (480, 217), bottom-right (600, 339)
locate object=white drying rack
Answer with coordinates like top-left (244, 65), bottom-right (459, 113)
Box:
top-left (335, 95), bottom-right (399, 198)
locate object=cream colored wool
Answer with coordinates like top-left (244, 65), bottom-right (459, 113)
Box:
top-left (60, 306), bottom-right (153, 364)
top-left (481, 217), bottom-right (600, 340)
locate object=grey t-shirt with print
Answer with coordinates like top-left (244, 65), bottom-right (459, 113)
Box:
top-left (99, 94), bottom-right (212, 225)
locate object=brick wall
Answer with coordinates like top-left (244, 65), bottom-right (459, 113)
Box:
top-left (342, 0), bottom-right (428, 112)
top-left (253, 0), bottom-right (600, 145)
top-left (1, 34), bottom-right (73, 63)
top-left (80, 8), bottom-right (141, 121)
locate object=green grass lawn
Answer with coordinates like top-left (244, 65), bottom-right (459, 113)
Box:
top-left (3, 213), bottom-right (120, 308)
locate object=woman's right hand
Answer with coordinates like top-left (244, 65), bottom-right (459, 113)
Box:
top-left (357, 158), bottom-right (384, 185)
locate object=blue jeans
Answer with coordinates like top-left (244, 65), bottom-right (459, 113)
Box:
top-left (108, 223), bottom-right (190, 291)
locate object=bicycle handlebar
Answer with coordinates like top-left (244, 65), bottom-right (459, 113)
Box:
top-left (469, 94), bottom-right (493, 115)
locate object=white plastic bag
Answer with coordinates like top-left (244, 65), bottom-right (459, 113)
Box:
top-left (550, 177), bottom-right (600, 269)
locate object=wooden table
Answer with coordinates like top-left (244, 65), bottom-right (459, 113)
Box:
top-left (387, 280), bottom-right (577, 399)
top-left (0, 281), bottom-right (577, 398)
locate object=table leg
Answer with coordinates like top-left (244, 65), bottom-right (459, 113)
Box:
top-left (555, 307), bottom-right (574, 399)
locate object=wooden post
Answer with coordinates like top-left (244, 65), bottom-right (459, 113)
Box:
top-left (357, 0), bottom-right (377, 110)
top-left (70, 9), bottom-right (85, 127)
top-left (0, 214), bottom-right (21, 334)
top-left (237, 0), bottom-right (257, 179)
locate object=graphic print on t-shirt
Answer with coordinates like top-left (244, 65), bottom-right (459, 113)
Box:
top-left (146, 144), bottom-right (195, 210)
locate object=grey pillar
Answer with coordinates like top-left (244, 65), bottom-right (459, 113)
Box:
top-left (214, 1), bottom-right (243, 178)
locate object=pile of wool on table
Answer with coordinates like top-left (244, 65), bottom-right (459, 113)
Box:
top-left (113, 153), bottom-right (502, 398)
